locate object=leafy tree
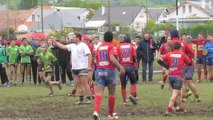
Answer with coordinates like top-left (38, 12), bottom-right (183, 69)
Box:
top-left (56, 0), bottom-right (103, 10)
top-left (48, 28), bottom-right (73, 40)
top-left (145, 19), bottom-right (175, 34)
top-left (181, 21), bottom-right (213, 38)
top-left (19, 0), bottom-right (38, 10)
top-left (86, 9), bottom-right (96, 20)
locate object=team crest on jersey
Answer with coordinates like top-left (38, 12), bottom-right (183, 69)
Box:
top-left (99, 46), bottom-right (108, 50)
top-left (121, 45), bottom-right (130, 49)
top-left (170, 54), bottom-right (181, 58)
top-left (99, 61), bottom-right (109, 66)
top-left (113, 47), bottom-right (117, 52)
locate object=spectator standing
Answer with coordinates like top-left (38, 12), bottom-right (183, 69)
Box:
top-left (0, 41), bottom-right (9, 86)
top-left (6, 40), bottom-right (19, 86)
top-left (31, 38), bottom-right (41, 85)
top-left (57, 35), bottom-right (73, 86)
top-left (135, 36), bottom-right (141, 83)
top-left (93, 36), bottom-right (102, 51)
top-left (137, 33), bottom-right (157, 83)
top-left (19, 38), bottom-right (34, 84)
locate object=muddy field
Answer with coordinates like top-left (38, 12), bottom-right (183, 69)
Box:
top-left (0, 83), bottom-right (213, 120)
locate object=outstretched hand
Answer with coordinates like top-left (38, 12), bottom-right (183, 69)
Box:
top-left (51, 39), bottom-right (57, 44)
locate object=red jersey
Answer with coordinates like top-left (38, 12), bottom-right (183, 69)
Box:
top-left (172, 38), bottom-right (187, 53)
top-left (185, 43), bottom-right (195, 66)
top-left (96, 42), bottom-right (118, 70)
top-left (159, 43), bottom-right (170, 55)
top-left (191, 39), bottom-right (207, 56)
top-left (161, 50), bottom-right (191, 76)
top-left (185, 43), bottom-right (194, 60)
top-left (86, 42), bottom-right (95, 65)
top-left (117, 42), bottom-right (136, 65)
top-left (172, 37), bottom-right (194, 57)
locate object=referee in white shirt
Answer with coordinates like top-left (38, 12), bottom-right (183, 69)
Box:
top-left (53, 33), bottom-right (92, 104)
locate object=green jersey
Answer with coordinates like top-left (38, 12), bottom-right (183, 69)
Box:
top-left (36, 46), bottom-right (54, 57)
top-left (19, 45), bottom-right (33, 63)
top-left (0, 46), bottom-right (7, 63)
top-left (35, 47), bottom-right (42, 57)
top-left (6, 45), bottom-right (19, 64)
top-left (38, 51), bottom-right (57, 72)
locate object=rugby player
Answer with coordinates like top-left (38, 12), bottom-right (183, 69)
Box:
top-left (204, 34), bottom-right (213, 82)
top-left (182, 35), bottom-right (201, 103)
top-left (117, 34), bottom-right (137, 105)
top-left (93, 31), bottom-right (125, 120)
top-left (37, 44), bottom-right (61, 96)
top-left (6, 40), bottom-right (19, 86)
top-left (192, 33), bottom-right (208, 82)
top-left (159, 42), bottom-right (191, 116)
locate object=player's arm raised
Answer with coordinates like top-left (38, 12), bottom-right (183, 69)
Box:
top-left (52, 40), bottom-right (68, 50)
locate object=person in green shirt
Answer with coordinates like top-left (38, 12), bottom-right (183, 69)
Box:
top-left (0, 41), bottom-right (9, 86)
top-left (37, 44), bottom-right (61, 96)
top-left (19, 38), bottom-right (34, 84)
top-left (6, 40), bottom-right (19, 85)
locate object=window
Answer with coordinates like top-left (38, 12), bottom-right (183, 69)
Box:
top-left (189, 5), bottom-right (192, 13)
top-left (183, 6), bottom-right (185, 13)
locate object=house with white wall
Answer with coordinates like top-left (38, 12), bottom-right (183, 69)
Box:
top-left (161, 0), bottom-right (213, 27)
top-left (89, 6), bottom-right (148, 33)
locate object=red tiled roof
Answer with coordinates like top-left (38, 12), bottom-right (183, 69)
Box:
top-left (0, 9), bottom-right (34, 32)
top-left (43, 6), bottom-right (53, 10)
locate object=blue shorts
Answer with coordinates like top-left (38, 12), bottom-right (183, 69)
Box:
top-left (184, 66), bottom-right (194, 80)
top-left (169, 76), bottom-right (182, 90)
top-left (206, 58), bottom-right (213, 66)
top-left (196, 56), bottom-right (205, 64)
top-left (120, 65), bottom-right (136, 85)
top-left (95, 68), bottom-right (116, 87)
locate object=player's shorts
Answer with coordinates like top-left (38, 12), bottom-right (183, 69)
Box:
top-left (72, 69), bottom-right (88, 76)
top-left (45, 66), bottom-right (54, 76)
top-left (45, 71), bottom-right (54, 76)
top-left (169, 75), bottom-right (182, 90)
top-left (95, 68), bottom-right (116, 87)
top-left (206, 58), bottom-right (213, 66)
top-left (184, 66), bottom-right (194, 80)
top-left (10, 63), bottom-right (18, 67)
top-left (38, 64), bottom-right (44, 72)
top-left (120, 65), bottom-right (136, 85)
top-left (196, 56), bottom-right (205, 64)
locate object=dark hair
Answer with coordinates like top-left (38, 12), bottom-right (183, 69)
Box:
top-left (173, 42), bottom-right (181, 50)
top-left (208, 33), bottom-right (213, 37)
top-left (22, 37), bottom-right (27, 42)
top-left (61, 35), bottom-right (66, 38)
top-left (94, 36), bottom-right (99, 39)
top-left (135, 36), bottom-right (141, 39)
top-left (74, 33), bottom-right (82, 40)
top-left (144, 32), bottom-right (150, 35)
top-left (104, 31), bottom-right (113, 42)
top-left (181, 32), bottom-right (187, 36)
top-left (170, 30), bottom-right (179, 38)
top-left (198, 32), bottom-right (204, 36)
top-left (124, 34), bottom-right (131, 43)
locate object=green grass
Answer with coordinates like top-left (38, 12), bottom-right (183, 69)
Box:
top-left (0, 78), bottom-right (213, 120)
